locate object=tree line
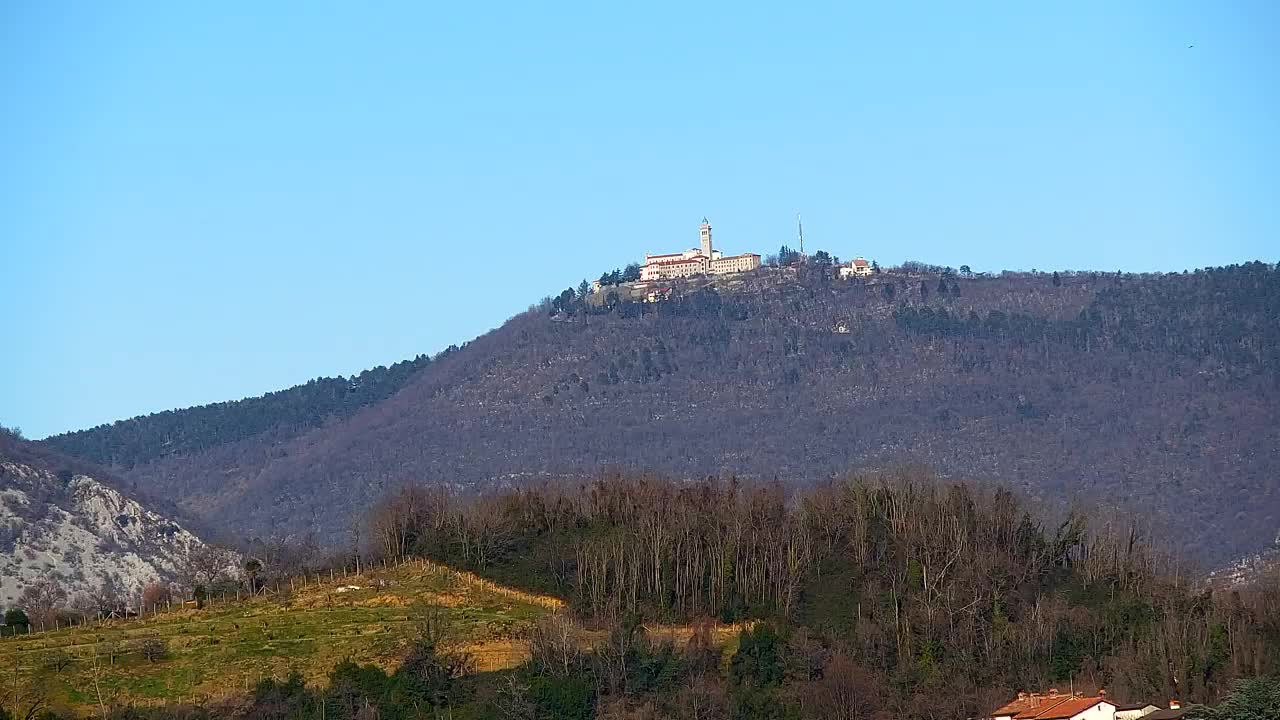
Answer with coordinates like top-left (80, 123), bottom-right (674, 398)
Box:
top-left (363, 468), bottom-right (1280, 714)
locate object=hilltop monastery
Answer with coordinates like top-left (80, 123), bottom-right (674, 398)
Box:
top-left (639, 219), bottom-right (762, 281)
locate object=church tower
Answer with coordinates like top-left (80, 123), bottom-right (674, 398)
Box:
top-left (699, 217), bottom-right (713, 257)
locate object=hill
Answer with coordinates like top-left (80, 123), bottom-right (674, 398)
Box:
top-left (0, 431), bottom-right (230, 611)
top-left (0, 557), bottom-right (751, 718)
top-left (0, 560), bottom-right (560, 715)
top-left (6, 470), bottom-right (1279, 719)
top-left (44, 261), bottom-right (1280, 564)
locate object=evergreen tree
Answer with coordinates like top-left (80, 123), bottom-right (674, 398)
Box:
top-left (1191, 676), bottom-right (1280, 720)
top-left (3, 608), bottom-right (29, 629)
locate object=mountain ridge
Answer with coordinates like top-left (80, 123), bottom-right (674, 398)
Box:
top-left (42, 261), bottom-right (1280, 565)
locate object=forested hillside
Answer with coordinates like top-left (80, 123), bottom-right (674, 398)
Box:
top-left (44, 262), bottom-right (1280, 564)
top-left (47, 355), bottom-right (431, 467)
top-left (357, 470), bottom-right (1280, 716)
top-left (11, 470), bottom-right (1280, 719)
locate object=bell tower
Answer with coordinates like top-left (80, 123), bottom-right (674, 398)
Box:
top-left (699, 217), bottom-right (713, 257)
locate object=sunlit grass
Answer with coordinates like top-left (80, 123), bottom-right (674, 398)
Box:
top-left (0, 560), bottom-right (558, 711)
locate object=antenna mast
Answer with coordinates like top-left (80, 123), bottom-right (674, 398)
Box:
top-left (797, 213), bottom-right (805, 256)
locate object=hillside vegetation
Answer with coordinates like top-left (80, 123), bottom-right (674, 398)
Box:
top-left (365, 470), bottom-right (1280, 712)
top-left (47, 355), bottom-right (431, 468)
top-left (0, 560), bottom-right (561, 716)
top-left (44, 262), bottom-right (1280, 564)
top-left (7, 470), bottom-right (1280, 719)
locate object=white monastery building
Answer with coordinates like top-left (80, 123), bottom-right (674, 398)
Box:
top-left (640, 218), bottom-right (761, 282)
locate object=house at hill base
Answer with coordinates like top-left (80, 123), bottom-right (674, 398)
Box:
top-left (991, 690), bottom-right (1184, 720)
top-left (639, 218), bottom-right (761, 282)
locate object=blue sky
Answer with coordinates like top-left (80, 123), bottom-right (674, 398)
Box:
top-left (2, 1), bottom-right (1277, 439)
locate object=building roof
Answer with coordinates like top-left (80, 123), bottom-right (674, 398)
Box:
top-left (853, 258), bottom-right (870, 267)
top-left (1013, 698), bottom-right (1073, 719)
top-left (1115, 703), bottom-right (1159, 711)
top-left (1034, 697), bottom-right (1109, 719)
top-left (993, 696), bottom-right (1045, 716)
top-left (996, 694), bottom-right (1112, 720)
top-left (1142, 710), bottom-right (1187, 720)
top-left (645, 252), bottom-right (683, 259)
top-left (647, 257), bottom-right (705, 267)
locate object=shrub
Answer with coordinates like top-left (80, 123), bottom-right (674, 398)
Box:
top-left (141, 582), bottom-right (172, 611)
top-left (139, 638), bottom-right (169, 663)
top-left (42, 648), bottom-right (74, 673)
top-left (3, 608), bottom-right (29, 630)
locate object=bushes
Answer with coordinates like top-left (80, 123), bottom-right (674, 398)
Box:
top-left (3, 608), bottom-right (29, 633)
top-left (141, 582), bottom-right (172, 611)
top-left (139, 638), bottom-right (169, 663)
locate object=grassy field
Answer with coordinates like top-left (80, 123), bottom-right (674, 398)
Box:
top-left (0, 560), bottom-right (562, 711)
top-left (1, 561), bottom-right (749, 715)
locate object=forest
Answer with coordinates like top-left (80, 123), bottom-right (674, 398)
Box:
top-left (45, 355), bottom-right (432, 468)
top-left (357, 469), bottom-right (1280, 714)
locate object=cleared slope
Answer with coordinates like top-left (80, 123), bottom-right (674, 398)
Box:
top-left (0, 559), bottom-right (744, 714)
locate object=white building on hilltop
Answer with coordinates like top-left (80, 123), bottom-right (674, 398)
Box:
top-left (839, 257), bottom-right (873, 278)
top-left (640, 218), bottom-right (761, 282)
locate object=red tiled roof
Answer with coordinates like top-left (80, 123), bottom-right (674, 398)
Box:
top-left (993, 696), bottom-right (1041, 716)
top-left (1013, 698), bottom-right (1072, 719)
top-left (1032, 697), bottom-right (1107, 719)
top-left (853, 258), bottom-right (870, 267)
top-left (648, 257), bottom-right (705, 266)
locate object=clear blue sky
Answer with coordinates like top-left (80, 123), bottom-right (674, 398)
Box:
top-left (2, 1), bottom-right (1277, 439)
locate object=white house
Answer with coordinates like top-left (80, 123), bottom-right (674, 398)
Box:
top-left (991, 691), bottom-right (1115, 720)
top-left (838, 257), bottom-right (873, 278)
